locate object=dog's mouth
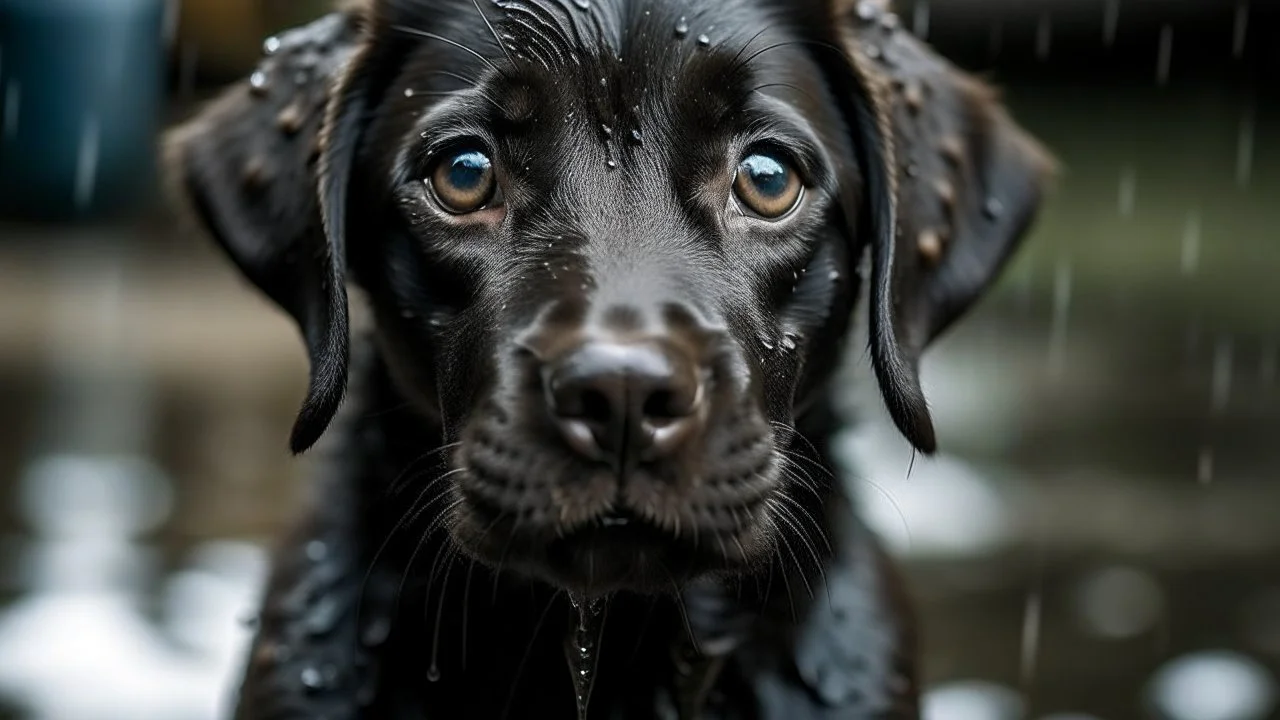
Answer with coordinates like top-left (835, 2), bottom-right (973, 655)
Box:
top-left (449, 451), bottom-right (776, 595)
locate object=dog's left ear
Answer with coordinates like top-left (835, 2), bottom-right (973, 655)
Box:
top-left (828, 1), bottom-right (1055, 454)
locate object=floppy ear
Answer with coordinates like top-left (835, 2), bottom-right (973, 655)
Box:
top-left (165, 12), bottom-right (366, 454)
top-left (831, 0), bottom-right (1055, 454)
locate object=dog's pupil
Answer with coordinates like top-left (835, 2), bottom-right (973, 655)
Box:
top-left (448, 151), bottom-right (490, 191)
top-left (741, 154), bottom-right (788, 197)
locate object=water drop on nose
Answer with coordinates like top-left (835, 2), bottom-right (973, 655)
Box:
top-left (697, 34), bottom-right (711, 46)
top-left (263, 36), bottom-right (281, 55)
top-left (675, 17), bottom-right (689, 37)
top-left (427, 664), bottom-right (442, 682)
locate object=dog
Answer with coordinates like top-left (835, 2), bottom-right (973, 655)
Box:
top-left (165, 0), bottom-right (1051, 717)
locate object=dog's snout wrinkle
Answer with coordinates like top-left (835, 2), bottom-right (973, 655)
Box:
top-left (543, 336), bottom-right (706, 471)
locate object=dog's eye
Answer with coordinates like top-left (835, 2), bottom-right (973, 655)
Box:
top-left (429, 148), bottom-right (497, 213)
top-left (734, 152), bottom-right (803, 219)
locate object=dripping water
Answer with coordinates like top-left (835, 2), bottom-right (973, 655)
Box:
top-left (565, 594), bottom-right (607, 720)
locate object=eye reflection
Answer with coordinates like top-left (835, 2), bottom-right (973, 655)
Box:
top-left (430, 148), bottom-right (497, 213)
top-left (734, 151), bottom-right (803, 218)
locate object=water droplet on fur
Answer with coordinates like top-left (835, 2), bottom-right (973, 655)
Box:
top-left (759, 334), bottom-right (776, 351)
top-left (263, 36), bottom-right (281, 55)
top-left (781, 334), bottom-right (798, 351)
top-left (404, 88), bottom-right (415, 97)
top-left (983, 196), bottom-right (1004, 220)
top-left (675, 18), bottom-right (689, 37)
top-left (829, 270), bottom-right (841, 281)
top-left (572, 0), bottom-right (590, 8)
top-left (301, 666), bottom-right (326, 692)
top-left (606, 158), bottom-right (618, 169)
top-left (565, 595), bottom-right (607, 720)
top-left (306, 539), bottom-right (328, 562)
top-left (600, 124), bottom-right (612, 136)
top-left (697, 34), bottom-right (711, 47)
top-left (630, 129), bottom-right (643, 145)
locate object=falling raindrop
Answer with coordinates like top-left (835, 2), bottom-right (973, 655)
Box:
top-left (3, 80), bottom-right (20, 140)
top-left (426, 664), bottom-right (441, 682)
top-left (1118, 166), bottom-right (1137, 216)
top-left (912, 0), bottom-right (930, 40)
top-left (1035, 13), bottom-right (1053, 60)
top-left (1233, 2), bottom-right (1250, 59)
top-left (1103, 0), bottom-right (1120, 47)
top-left (1181, 210), bottom-right (1201, 275)
top-left (1020, 587), bottom-right (1042, 687)
top-left (1237, 108), bottom-right (1254, 188)
top-left (674, 17), bottom-right (689, 38)
top-left (565, 595), bottom-right (607, 720)
top-left (1156, 25), bottom-right (1174, 86)
top-left (1048, 259), bottom-right (1072, 378)
top-left (1198, 446), bottom-right (1215, 485)
top-left (1211, 336), bottom-right (1233, 415)
top-left (73, 115), bottom-right (100, 211)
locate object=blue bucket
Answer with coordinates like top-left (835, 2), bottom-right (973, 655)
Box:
top-left (0, 0), bottom-right (167, 221)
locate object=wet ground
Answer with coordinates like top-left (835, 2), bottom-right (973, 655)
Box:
top-left (0, 6), bottom-right (1278, 719)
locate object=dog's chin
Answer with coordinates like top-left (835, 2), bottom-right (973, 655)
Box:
top-left (449, 505), bottom-right (772, 597)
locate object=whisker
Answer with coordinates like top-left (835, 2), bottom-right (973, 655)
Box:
top-left (471, 0), bottom-right (516, 66)
top-left (767, 498), bottom-right (816, 601)
top-left (392, 25), bottom-right (505, 75)
top-left (500, 589), bottom-right (562, 720)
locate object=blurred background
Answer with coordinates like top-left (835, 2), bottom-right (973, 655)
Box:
top-left (0, 0), bottom-right (1276, 719)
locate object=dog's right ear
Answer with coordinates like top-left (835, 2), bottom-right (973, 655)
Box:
top-left (165, 12), bottom-right (366, 454)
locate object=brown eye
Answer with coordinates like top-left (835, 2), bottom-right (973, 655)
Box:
top-left (429, 148), bottom-right (497, 213)
top-left (734, 151), bottom-right (803, 219)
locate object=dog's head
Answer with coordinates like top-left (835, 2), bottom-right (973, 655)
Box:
top-left (168, 0), bottom-right (1051, 595)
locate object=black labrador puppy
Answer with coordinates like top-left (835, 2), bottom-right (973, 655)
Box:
top-left (166, 0), bottom-right (1051, 717)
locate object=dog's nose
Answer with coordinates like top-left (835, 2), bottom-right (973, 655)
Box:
top-left (544, 339), bottom-right (706, 469)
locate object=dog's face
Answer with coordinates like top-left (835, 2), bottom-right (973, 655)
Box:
top-left (169, 0), bottom-right (1051, 595)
